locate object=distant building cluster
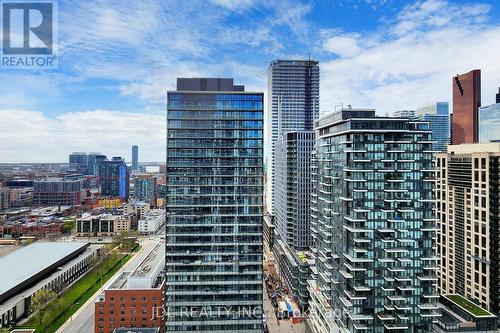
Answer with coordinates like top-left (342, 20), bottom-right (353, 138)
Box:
top-left (0, 144), bottom-right (167, 244)
top-left (75, 203), bottom-right (164, 238)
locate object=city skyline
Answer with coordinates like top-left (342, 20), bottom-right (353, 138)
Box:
top-left (1, 2), bottom-right (500, 331)
top-left (1, 0), bottom-right (500, 162)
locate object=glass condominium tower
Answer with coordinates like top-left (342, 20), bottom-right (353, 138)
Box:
top-left (266, 59), bottom-right (319, 214)
top-left (416, 102), bottom-right (450, 152)
top-left (308, 108), bottom-right (438, 333)
top-left (166, 78), bottom-right (264, 332)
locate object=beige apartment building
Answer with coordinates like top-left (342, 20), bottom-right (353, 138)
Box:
top-left (76, 213), bottom-right (134, 237)
top-left (436, 143), bottom-right (500, 313)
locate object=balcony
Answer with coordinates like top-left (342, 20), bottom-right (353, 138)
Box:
top-left (416, 274), bottom-right (438, 282)
top-left (340, 270), bottom-right (354, 279)
top-left (352, 285), bottom-right (371, 292)
top-left (420, 310), bottom-right (441, 318)
top-left (377, 312), bottom-right (396, 321)
top-left (397, 286), bottom-right (415, 292)
top-left (343, 225), bottom-right (374, 234)
top-left (397, 313), bottom-right (410, 320)
top-left (344, 262), bottom-right (367, 272)
top-left (339, 296), bottom-right (354, 307)
top-left (418, 303), bottom-right (439, 310)
top-left (384, 324), bottom-right (409, 330)
top-left (345, 178), bottom-right (367, 182)
top-left (343, 253), bottom-right (373, 263)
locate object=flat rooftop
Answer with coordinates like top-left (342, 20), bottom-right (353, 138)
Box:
top-left (109, 271), bottom-right (132, 289)
top-left (0, 245), bottom-right (20, 257)
top-left (444, 294), bottom-right (495, 317)
top-left (0, 242), bottom-right (89, 302)
top-left (106, 241), bottom-right (164, 290)
top-left (130, 241), bottom-right (163, 278)
top-left (448, 142), bottom-right (500, 154)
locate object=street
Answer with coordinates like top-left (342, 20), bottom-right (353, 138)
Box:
top-left (56, 236), bottom-right (162, 333)
top-left (264, 288), bottom-right (305, 333)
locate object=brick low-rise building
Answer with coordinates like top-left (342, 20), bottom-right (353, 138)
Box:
top-left (0, 222), bottom-right (64, 239)
top-left (95, 241), bottom-right (165, 333)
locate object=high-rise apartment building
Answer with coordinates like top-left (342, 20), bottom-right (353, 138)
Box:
top-left (132, 145), bottom-right (139, 171)
top-left (416, 102), bottom-right (450, 152)
top-left (273, 131), bottom-right (315, 309)
top-left (275, 131), bottom-right (315, 249)
top-left (69, 152), bottom-right (88, 173)
top-left (0, 187), bottom-right (11, 209)
top-left (166, 78), bottom-right (264, 332)
top-left (436, 143), bottom-right (500, 313)
top-left (393, 103), bottom-right (451, 152)
top-left (69, 152), bottom-right (106, 175)
top-left (479, 89), bottom-right (500, 143)
top-left (98, 157), bottom-right (130, 200)
top-left (33, 178), bottom-right (82, 206)
top-left (452, 70), bottom-right (481, 145)
top-left (308, 108), bottom-right (438, 333)
top-left (133, 175), bottom-right (157, 206)
top-left (266, 59), bottom-right (319, 214)
top-left (87, 153), bottom-right (106, 175)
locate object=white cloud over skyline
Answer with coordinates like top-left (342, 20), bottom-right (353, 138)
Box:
top-left (0, 110), bottom-right (164, 163)
top-left (1, 0), bottom-right (499, 162)
top-left (320, 0), bottom-right (500, 115)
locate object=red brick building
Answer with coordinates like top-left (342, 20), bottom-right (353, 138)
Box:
top-left (95, 284), bottom-right (164, 333)
top-left (95, 241), bottom-right (165, 333)
top-left (0, 222), bottom-right (64, 238)
top-left (452, 69), bottom-right (481, 144)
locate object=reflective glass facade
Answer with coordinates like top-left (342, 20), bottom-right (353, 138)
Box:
top-left (266, 59), bottom-right (319, 214)
top-left (132, 145), bottom-right (139, 171)
top-left (479, 103), bottom-right (500, 142)
top-left (416, 102), bottom-right (450, 152)
top-left (273, 131), bottom-right (315, 309)
top-left (166, 85), bottom-right (264, 332)
top-left (308, 109), bottom-right (438, 333)
top-left (98, 157), bottom-right (129, 200)
top-left (452, 70), bottom-right (481, 145)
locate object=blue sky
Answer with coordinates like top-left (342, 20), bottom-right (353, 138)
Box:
top-left (1, 0), bottom-right (500, 162)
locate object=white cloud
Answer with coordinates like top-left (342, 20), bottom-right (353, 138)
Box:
top-left (392, 0), bottom-right (490, 36)
top-left (2, 0), bottom-right (500, 162)
top-left (0, 109), bottom-right (165, 163)
top-left (210, 0), bottom-right (256, 11)
top-left (320, 0), bottom-right (500, 114)
top-left (323, 35), bottom-right (361, 57)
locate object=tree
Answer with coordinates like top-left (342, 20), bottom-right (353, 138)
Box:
top-left (113, 231), bottom-right (137, 252)
top-left (31, 288), bottom-right (57, 325)
top-left (62, 219), bottom-right (75, 234)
